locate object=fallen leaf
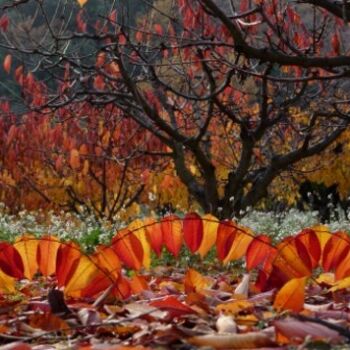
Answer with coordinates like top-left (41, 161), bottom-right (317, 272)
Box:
top-left (275, 318), bottom-right (343, 344)
top-left (188, 331), bottom-right (276, 349)
top-left (273, 277), bottom-right (307, 312)
top-left (150, 296), bottom-right (195, 318)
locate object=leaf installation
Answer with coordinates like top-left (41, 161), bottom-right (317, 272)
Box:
top-left (2, 0), bottom-right (350, 219)
top-left (0, 214), bottom-right (349, 348)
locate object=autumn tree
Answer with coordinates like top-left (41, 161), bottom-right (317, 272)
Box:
top-left (1, 0), bottom-right (350, 218)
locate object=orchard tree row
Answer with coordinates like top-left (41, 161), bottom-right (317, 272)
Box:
top-left (0, 0), bottom-right (350, 220)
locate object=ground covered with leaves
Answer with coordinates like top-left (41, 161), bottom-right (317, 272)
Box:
top-left (0, 214), bottom-right (350, 349)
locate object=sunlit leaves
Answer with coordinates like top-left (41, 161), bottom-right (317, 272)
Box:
top-left (112, 229), bottom-right (143, 270)
top-left (197, 214), bottom-right (218, 258)
top-left (64, 255), bottom-right (101, 298)
top-left (37, 235), bottom-right (60, 276)
top-left (161, 215), bottom-right (183, 258)
top-left (14, 235), bottom-right (39, 280)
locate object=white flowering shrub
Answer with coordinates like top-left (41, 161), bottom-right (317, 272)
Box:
top-left (0, 204), bottom-right (350, 250)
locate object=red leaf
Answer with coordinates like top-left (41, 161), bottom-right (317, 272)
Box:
top-left (154, 24), bottom-right (163, 35)
top-left (246, 235), bottom-right (272, 271)
top-left (331, 33), bottom-right (340, 55)
top-left (183, 212), bottom-right (203, 253)
top-left (108, 9), bottom-right (117, 23)
top-left (76, 10), bottom-right (87, 32)
top-left (216, 220), bottom-right (237, 261)
top-left (0, 15), bottom-right (9, 32)
top-left (56, 242), bottom-right (81, 287)
top-left (93, 75), bottom-right (105, 90)
top-left (0, 242), bottom-right (24, 279)
top-left (150, 296), bottom-right (196, 318)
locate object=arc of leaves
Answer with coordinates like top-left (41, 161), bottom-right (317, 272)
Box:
top-left (0, 214), bottom-right (349, 303)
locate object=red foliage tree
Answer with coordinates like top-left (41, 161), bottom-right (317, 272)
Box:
top-left (1, 0), bottom-right (350, 218)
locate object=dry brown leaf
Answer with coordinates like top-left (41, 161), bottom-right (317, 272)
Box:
top-left (188, 331), bottom-right (276, 349)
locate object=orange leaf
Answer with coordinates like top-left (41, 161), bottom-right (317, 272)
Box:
top-left (37, 235), bottom-right (60, 276)
top-left (273, 277), bottom-right (307, 312)
top-left (273, 237), bottom-right (312, 279)
top-left (92, 245), bottom-right (121, 280)
top-left (80, 271), bottom-right (112, 298)
top-left (112, 274), bottom-right (131, 299)
top-left (161, 215), bottom-right (183, 257)
top-left (197, 214), bottom-right (219, 258)
top-left (223, 227), bottom-right (254, 264)
top-left (77, 0), bottom-right (88, 7)
top-left (145, 218), bottom-right (163, 257)
top-left (184, 268), bottom-right (212, 294)
top-left (29, 312), bottom-right (68, 331)
top-left (3, 54), bottom-right (11, 74)
top-left (312, 225), bottom-right (331, 252)
top-left (129, 274), bottom-right (149, 294)
top-left (0, 269), bottom-right (16, 293)
top-left (128, 219), bottom-right (151, 269)
top-left (112, 229), bottom-right (143, 270)
top-left (64, 255), bottom-right (101, 298)
top-left (334, 248), bottom-right (350, 280)
top-left (14, 235), bottom-right (39, 280)
top-left (183, 212), bottom-right (203, 253)
top-left (246, 235), bottom-right (272, 271)
top-left (322, 232), bottom-right (350, 273)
